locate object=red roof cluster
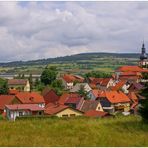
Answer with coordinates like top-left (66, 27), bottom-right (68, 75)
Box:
top-left (89, 77), bottom-right (111, 87)
top-left (116, 66), bottom-right (143, 72)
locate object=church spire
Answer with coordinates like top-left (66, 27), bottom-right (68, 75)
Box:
top-left (140, 42), bottom-right (147, 60)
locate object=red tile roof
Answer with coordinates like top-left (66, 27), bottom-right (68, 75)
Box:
top-left (45, 103), bottom-right (83, 115)
top-left (43, 89), bottom-right (59, 105)
top-left (111, 80), bottom-right (126, 91)
top-left (116, 66), bottom-right (143, 72)
top-left (58, 93), bottom-right (70, 105)
top-left (8, 79), bottom-right (28, 85)
top-left (84, 110), bottom-right (109, 117)
top-left (62, 74), bottom-right (84, 83)
top-left (90, 78), bottom-right (112, 87)
top-left (5, 104), bottom-right (44, 111)
top-left (65, 95), bottom-right (82, 104)
top-left (102, 91), bottom-right (130, 103)
top-left (45, 104), bottom-right (69, 115)
top-left (0, 95), bottom-right (15, 110)
top-left (91, 89), bottom-right (102, 98)
top-left (16, 92), bottom-right (45, 104)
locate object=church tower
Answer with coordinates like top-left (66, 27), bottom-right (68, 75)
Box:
top-left (139, 42), bottom-right (148, 68)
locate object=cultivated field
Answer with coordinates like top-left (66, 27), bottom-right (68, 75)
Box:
top-left (0, 115), bottom-right (148, 147)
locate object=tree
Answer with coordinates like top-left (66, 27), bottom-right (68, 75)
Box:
top-left (84, 71), bottom-right (112, 79)
top-left (139, 83), bottom-right (148, 123)
top-left (0, 78), bottom-right (8, 94)
top-left (41, 67), bottom-right (58, 85)
top-left (78, 85), bottom-right (90, 100)
top-left (51, 79), bottom-right (63, 89)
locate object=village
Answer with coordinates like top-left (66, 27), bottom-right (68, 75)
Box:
top-left (0, 43), bottom-right (148, 121)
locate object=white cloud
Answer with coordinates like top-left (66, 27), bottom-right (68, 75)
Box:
top-left (0, 1), bottom-right (148, 62)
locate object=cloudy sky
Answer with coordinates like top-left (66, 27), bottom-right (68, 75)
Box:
top-left (0, 1), bottom-right (148, 62)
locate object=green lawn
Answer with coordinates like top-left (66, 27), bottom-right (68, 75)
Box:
top-left (0, 115), bottom-right (148, 146)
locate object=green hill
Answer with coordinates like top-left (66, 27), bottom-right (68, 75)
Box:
top-left (0, 115), bottom-right (148, 147)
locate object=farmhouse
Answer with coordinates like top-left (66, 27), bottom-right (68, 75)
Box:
top-left (5, 104), bottom-right (44, 121)
top-left (8, 79), bottom-right (30, 92)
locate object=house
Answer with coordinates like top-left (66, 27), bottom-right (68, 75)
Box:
top-left (70, 83), bottom-right (92, 93)
top-left (97, 91), bottom-right (131, 114)
top-left (64, 94), bottom-right (84, 109)
top-left (0, 95), bottom-right (21, 114)
top-left (5, 104), bottom-right (44, 121)
top-left (44, 103), bottom-right (83, 117)
top-left (111, 80), bottom-right (130, 94)
top-left (15, 92), bottom-right (45, 108)
top-left (8, 79), bottom-right (30, 92)
top-left (79, 100), bottom-right (103, 112)
top-left (61, 74), bottom-right (84, 89)
top-left (84, 110), bottom-right (110, 118)
top-left (96, 78), bottom-right (115, 90)
top-left (42, 88), bottom-right (59, 105)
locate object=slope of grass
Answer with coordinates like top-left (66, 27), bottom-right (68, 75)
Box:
top-left (0, 115), bottom-right (148, 146)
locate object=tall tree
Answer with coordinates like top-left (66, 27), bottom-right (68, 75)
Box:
top-left (0, 78), bottom-right (8, 94)
top-left (41, 66), bottom-right (58, 85)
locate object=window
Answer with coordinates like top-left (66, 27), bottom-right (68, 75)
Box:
top-left (70, 114), bottom-right (76, 117)
top-left (38, 111), bottom-right (42, 115)
top-left (62, 114), bottom-right (68, 117)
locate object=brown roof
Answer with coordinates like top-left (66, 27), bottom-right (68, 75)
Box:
top-left (80, 100), bottom-right (100, 112)
top-left (8, 79), bottom-right (28, 85)
top-left (45, 103), bottom-right (83, 115)
top-left (43, 89), bottom-right (59, 105)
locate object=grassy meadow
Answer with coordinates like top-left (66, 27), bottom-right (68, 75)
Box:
top-left (0, 115), bottom-right (148, 147)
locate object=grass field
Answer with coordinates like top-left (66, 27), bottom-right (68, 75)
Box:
top-left (0, 115), bottom-right (148, 146)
